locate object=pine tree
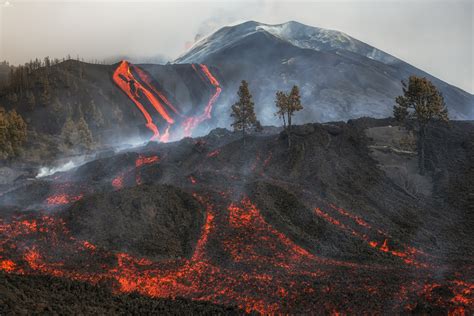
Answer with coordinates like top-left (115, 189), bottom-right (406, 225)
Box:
top-left (275, 91), bottom-right (288, 129)
top-left (26, 90), bottom-right (36, 110)
top-left (287, 85), bottom-right (303, 131)
top-left (274, 85), bottom-right (304, 148)
top-left (230, 80), bottom-right (257, 139)
top-left (61, 117), bottom-right (77, 148)
top-left (393, 75), bottom-right (449, 175)
top-left (87, 100), bottom-right (104, 128)
top-left (254, 120), bottom-right (263, 132)
top-left (44, 56), bottom-right (51, 68)
top-left (76, 117), bottom-right (94, 151)
top-left (0, 107), bottom-right (27, 160)
top-left (40, 77), bottom-right (51, 106)
top-left (6, 110), bottom-right (28, 157)
top-left (0, 109), bottom-right (10, 159)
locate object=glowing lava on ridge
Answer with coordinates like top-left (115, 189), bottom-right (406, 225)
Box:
top-left (113, 61), bottom-right (222, 142)
top-left (0, 195), bottom-right (472, 314)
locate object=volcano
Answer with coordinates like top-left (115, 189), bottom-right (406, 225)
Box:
top-left (1, 21), bottom-right (472, 153)
top-left (0, 17), bottom-right (473, 315)
top-left (177, 21), bottom-right (474, 122)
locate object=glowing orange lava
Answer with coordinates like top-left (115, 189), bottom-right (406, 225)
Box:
top-left (46, 193), bottom-right (83, 205)
top-left (206, 149), bottom-right (220, 158)
top-left (113, 61), bottom-right (162, 141)
top-left (113, 61), bottom-right (221, 141)
top-left (0, 259), bottom-right (16, 272)
top-left (112, 174), bottom-right (124, 190)
top-left (314, 207), bottom-right (428, 267)
top-left (182, 65), bottom-right (222, 137)
top-left (1, 196), bottom-right (472, 314)
top-left (135, 154), bottom-right (160, 168)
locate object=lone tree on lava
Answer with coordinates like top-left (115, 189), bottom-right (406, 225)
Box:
top-left (393, 75), bottom-right (449, 175)
top-left (231, 80), bottom-right (258, 140)
top-left (275, 85), bottom-right (304, 147)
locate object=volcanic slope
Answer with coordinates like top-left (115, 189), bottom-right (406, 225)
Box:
top-left (176, 21), bottom-right (474, 122)
top-left (0, 59), bottom-right (224, 149)
top-left (0, 272), bottom-right (244, 315)
top-left (0, 118), bottom-right (473, 314)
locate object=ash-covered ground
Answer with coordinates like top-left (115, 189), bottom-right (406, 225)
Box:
top-left (0, 118), bottom-right (473, 314)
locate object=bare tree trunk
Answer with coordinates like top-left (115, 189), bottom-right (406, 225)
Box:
top-left (287, 112), bottom-right (292, 149)
top-left (418, 124), bottom-right (426, 175)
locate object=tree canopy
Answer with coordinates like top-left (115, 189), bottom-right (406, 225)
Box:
top-left (275, 85), bottom-right (304, 147)
top-left (394, 75), bottom-right (448, 126)
top-left (0, 107), bottom-right (27, 160)
top-left (231, 80), bottom-right (258, 137)
top-left (393, 76), bottom-right (449, 175)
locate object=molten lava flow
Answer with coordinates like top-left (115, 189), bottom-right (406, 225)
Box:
top-left (112, 174), bottom-right (125, 190)
top-left (113, 61), bottom-right (221, 141)
top-left (159, 125), bottom-right (171, 143)
top-left (1, 259), bottom-right (16, 272)
top-left (0, 196), bottom-right (334, 313)
top-left (133, 65), bottom-right (182, 117)
top-left (329, 204), bottom-right (371, 229)
top-left (182, 64), bottom-right (222, 137)
top-left (206, 149), bottom-right (220, 158)
top-left (1, 195), bottom-right (472, 314)
top-left (134, 154), bottom-right (161, 185)
top-left (225, 197), bottom-right (318, 269)
top-left (135, 154), bottom-right (160, 168)
top-left (113, 61), bottom-right (163, 141)
top-left (313, 207), bottom-right (427, 267)
top-left (46, 193), bottom-right (83, 205)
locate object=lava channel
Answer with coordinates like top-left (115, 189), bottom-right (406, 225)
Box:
top-left (113, 61), bottom-right (222, 142)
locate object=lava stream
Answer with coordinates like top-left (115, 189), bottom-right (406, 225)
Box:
top-left (182, 64), bottom-right (222, 137)
top-left (113, 61), bottom-right (164, 140)
top-left (113, 61), bottom-right (221, 141)
top-left (133, 65), bottom-right (183, 117)
top-left (313, 206), bottom-right (427, 267)
top-left (1, 195), bottom-right (471, 314)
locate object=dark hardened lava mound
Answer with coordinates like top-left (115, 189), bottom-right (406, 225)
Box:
top-left (62, 185), bottom-right (204, 259)
top-left (0, 180), bottom-right (53, 209)
top-left (246, 181), bottom-right (384, 261)
top-left (72, 151), bottom-right (139, 183)
top-left (0, 272), bottom-right (244, 315)
top-left (0, 119), bottom-right (473, 314)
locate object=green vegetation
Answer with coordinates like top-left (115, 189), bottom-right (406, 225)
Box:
top-left (275, 85), bottom-right (304, 147)
top-left (60, 116), bottom-right (94, 152)
top-left (230, 80), bottom-right (258, 139)
top-left (0, 107), bottom-right (27, 160)
top-left (393, 75), bottom-right (449, 175)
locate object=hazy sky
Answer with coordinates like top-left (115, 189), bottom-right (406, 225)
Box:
top-left (1, 0), bottom-right (473, 93)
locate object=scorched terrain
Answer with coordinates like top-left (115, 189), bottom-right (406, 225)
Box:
top-left (0, 117), bottom-right (473, 314)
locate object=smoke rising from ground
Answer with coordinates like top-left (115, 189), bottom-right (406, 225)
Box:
top-left (37, 161), bottom-right (79, 178)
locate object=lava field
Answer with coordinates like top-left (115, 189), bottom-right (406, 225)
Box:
top-left (1, 115), bottom-right (473, 314)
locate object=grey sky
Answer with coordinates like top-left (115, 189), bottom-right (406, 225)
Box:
top-left (1, 0), bottom-right (472, 93)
